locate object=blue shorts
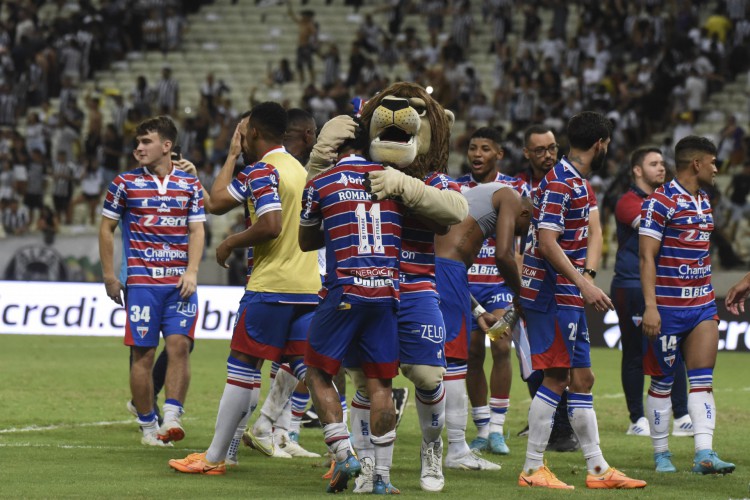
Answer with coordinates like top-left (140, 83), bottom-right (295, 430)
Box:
top-left (230, 291), bottom-right (315, 362)
top-left (124, 286), bottom-right (198, 348)
top-left (398, 293), bottom-right (446, 367)
top-left (526, 304), bottom-right (590, 370)
top-left (644, 303), bottom-right (718, 377)
top-left (468, 283), bottom-right (514, 332)
top-left (436, 257), bottom-right (470, 361)
top-left (306, 287), bottom-right (399, 379)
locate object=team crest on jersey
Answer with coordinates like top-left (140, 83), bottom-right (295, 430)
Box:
top-left (176, 196), bottom-right (189, 210)
top-left (178, 179), bottom-right (189, 190)
top-left (664, 354), bottom-right (676, 367)
top-left (134, 176), bottom-right (147, 188)
top-left (631, 315), bottom-right (642, 327)
top-left (137, 326), bottom-right (149, 338)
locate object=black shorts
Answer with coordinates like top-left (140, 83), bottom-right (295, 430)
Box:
top-left (54, 195), bottom-right (70, 212)
top-left (24, 193), bottom-right (43, 209)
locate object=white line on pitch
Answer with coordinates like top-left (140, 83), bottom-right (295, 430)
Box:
top-left (0, 419), bottom-right (133, 434)
top-left (0, 443), bottom-right (204, 452)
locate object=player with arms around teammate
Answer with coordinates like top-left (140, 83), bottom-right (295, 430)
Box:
top-left (169, 102), bottom-right (321, 475)
top-left (457, 127), bottom-right (528, 456)
top-left (613, 147), bottom-right (693, 441)
top-left (519, 111), bottom-right (646, 490)
top-left (639, 135), bottom-right (735, 475)
top-left (99, 115), bottom-right (205, 447)
top-left (300, 129), bottom-right (405, 494)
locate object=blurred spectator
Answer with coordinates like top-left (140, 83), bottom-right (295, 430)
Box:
top-left (100, 123), bottom-right (123, 189)
top-left (24, 148), bottom-right (48, 224)
top-left (142, 8), bottom-right (165, 51)
top-left (268, 59), bottom-right (294, 86)
top-left (3, 197), bottom-right (30, 235)
top-left (132, 75), bottom-right (153, 118)
top-left (36, 204), bottom-right (59, 245)
top-left (51, 149), bottom-right (77, 225)
top-left (164, 6), bottom-right (186, 52)
top-left (71, 159), bottom-right (102, 226)
top-left (84, 95), bottom-right (103, 162)
top-left (25, 111), bottom-right (47, 156)
top-left (287, 4), bottom-right (318, 85)
top-left (320, 45), bottom-right (340, 88)
top-left (155, 66), bottom-right (179, 116)
top-left (726, 160), bottom-right (750, 240)
top-left (717, 114), bottom-right (746, 171)
top-left (0, 82), bottom-right (19, 127)
top-left (0, 158), bottom-right (13, 209)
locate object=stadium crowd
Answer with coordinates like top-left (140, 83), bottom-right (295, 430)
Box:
top-left (0, 0), bottom-right (748, 267)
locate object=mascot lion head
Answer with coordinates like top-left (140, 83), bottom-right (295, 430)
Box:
top-left (360, 82), bottom-right (455, 179)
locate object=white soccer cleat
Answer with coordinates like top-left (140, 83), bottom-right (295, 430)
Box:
top-left (157, 415), bottom-right (185, 443)
top-left (141, 430), bottom-right (173, 447)
top-left (672, 414), bottom-right (694, 437)
top-left (625, 416), bottom-right (650, 436)
top-left (277, 433), bottom-right (321, 458)
top-left (420, 439), bottom-right (445, 492)
top-left (353, 457), bottom-right (374, 493)
top-left (444, 449), bottom-right (501, 471)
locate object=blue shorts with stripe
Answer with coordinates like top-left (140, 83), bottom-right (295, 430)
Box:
top-left (436, 257), bottom-right (470, 361)
top-left (526, 304), bottom-right (590, 370)
top-left (398, 293), bottom-right (446, 367)
top-left (307, 287), bottom-right (399, 379)
top-left (230, 291), bottom-right (315, 362)
top-left (124, 286), bottom-right (198, 347)
top-left (644, 303), bottom-right (718, 377)
top-left (468, 283), bottom-right (514, 332)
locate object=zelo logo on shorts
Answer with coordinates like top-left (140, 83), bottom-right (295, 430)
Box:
top-left (176, 301), bottom-right (197, 317)
top-left (421, 324), bottom-right (444, 344)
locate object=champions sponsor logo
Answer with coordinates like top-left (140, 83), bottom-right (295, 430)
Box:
top-left (678, 263), bottom-right (711, 278)
top-left (337, 189), bottom-right (370, 202)
top-left (144, 244), bottom-right (187, 261)
top-left (140, 215), bottom-right (187, 227)
top-left (352, 276), bottom-right (394, 288)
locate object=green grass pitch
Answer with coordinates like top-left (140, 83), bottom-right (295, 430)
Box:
top-left (1, 334), bottom-right (748, 498)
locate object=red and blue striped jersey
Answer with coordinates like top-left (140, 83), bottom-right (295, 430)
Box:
top-left (400, 172), bottom-right (461, 297)
top-left (456, 172), bottom-right (529, 287)
top-left (515, 168), bottom-right (542, 198)
top-left (521, 158), bottom-right (593, 310)
top-left (612, 185), bottom-right (648, 288)
top-left (639, 179), bottom-right (715, 308)
top-left (102, 165), bottom-right (205, 287)
top-left (300, 155), bottom-right (405, 306)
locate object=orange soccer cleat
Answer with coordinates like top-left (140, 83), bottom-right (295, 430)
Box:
top-left (518, 465), bottom-right (574, 489)
top-left (169, 452), bottom-right (226, 475)
top-left (586, 467), bottom-right (647, 489)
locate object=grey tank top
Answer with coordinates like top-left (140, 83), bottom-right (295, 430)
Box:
top-left (463, 182), bottom-right (513, 239)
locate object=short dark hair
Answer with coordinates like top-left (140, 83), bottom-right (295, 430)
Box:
top-left (339, 118), bottom-right (368, 154)
top-left (286, 108), bottom-right (315, 131)
top-left (674, 135), bottom-right (717, 170)
top-left (135, 115), bottom-right (177, 145)
top-left (248, 101), bottom-right (287, 142)
top-left (470, 126), bottom-right (503, 145)
top-left (566, 111), bottom-right (612, 150)
top-left (630, 146), bottom-right (662, 169)
top-left (523, 124), bottom-right (552, 145)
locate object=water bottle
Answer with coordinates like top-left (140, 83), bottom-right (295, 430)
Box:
top-left (486, 307), bottom-right (519, 342)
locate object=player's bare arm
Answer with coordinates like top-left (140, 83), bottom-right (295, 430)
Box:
top-left (538, 227), bottom-right (613, 312)
top-left (177, 220), bottom-right (204, 299)
top-left (298, 221), bottom-right (324, 252)
top-left (216, 209), bottom-right (282, 267)
top-left (584, 207), bottom-right (602, 284)
top-left (639, 234), bottom-right (661, 339)
top-left (725, 271), bottom-right (750, 316)
top-left (209, 120), bottom-right (246, 215)
top-left (98, 216), bottom-right (125, 306)
top-left (493, 190), bottom-right (523, 297)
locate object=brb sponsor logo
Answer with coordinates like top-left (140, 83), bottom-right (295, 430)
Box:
top-left (144, 243), bottom-right (187, 262)
top-left (680, 286), bottom-right (710, 298)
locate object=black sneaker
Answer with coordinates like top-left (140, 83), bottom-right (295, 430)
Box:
top-left (302, 408), bottom-right (322, 428)
top-left (517, 424), bottom-right (529, 437)
top-left (391, 387), bottom-right (409, 429)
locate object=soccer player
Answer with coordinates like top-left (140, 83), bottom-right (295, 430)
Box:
top-left (639, 135), bottom-right (735, 475)
top-left (99, 115), bottom-right (205, 446)
top-left (519, 111), bottom-right (646, 489)
top-left (432, 181), bottom-right (531, 472)
top-left (456, 127), bottom-right (528, 456)
top-left (515, 124), bottom-right (581, 452)
top-left (169, 101), bottom-right (321, 475)
top-left (612, 147), bottom-right (692, 440)
top-left (300, 127), bottom-right (405, 494)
